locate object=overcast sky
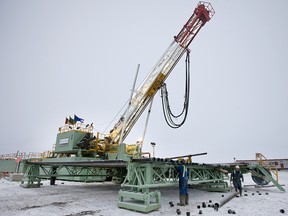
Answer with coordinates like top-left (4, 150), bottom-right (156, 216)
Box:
top-left (0, 0), bottom-right (287, 163)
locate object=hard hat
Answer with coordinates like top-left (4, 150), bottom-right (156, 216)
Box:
top-left (235, 165), bottom-right (240, 169)
top-left (136, 137), bottom-right (143, 144)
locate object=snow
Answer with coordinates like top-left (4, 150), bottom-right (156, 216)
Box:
top-left (0, 171), bottom-right (287, 216)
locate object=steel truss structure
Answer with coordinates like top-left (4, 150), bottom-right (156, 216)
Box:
top-left (20, 160), bottom-right (127, 188)
top-left (118, 159), bottom-right (229, 212)
top-left (20, 158), bottom-right (284, 213)
top-left (20, 158), bottom-right (229, 212)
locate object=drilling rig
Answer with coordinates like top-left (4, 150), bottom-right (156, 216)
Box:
top-left (51, 1), bottom-right (215, 162)
top-left (19, 2), bottom-right (284, 213)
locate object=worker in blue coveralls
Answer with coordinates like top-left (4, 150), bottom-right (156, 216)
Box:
top-left (230, 165), bottom-right (244, 196)
top-left (175, 159), bottom-right (189, 206)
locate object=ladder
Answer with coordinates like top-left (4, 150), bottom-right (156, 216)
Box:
top-left (255, 153), bottom-right (285, 192)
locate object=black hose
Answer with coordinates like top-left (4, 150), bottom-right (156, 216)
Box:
top-left (161, 50), bottom-right (190, 128)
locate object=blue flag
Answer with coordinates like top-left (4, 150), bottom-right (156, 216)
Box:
top-left (74, 114), bottom-right (84, 123)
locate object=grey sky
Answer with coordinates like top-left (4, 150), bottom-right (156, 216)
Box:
top-left (0, 0), bottom-right (287, 163)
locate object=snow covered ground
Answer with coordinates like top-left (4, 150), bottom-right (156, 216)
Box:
top-left (0, 171), bottom-right (287, 216)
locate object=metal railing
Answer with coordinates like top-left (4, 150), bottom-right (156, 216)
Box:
top-left (256, 153), bottom-right (279, 182)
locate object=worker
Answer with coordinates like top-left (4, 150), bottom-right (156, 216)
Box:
top-left (230, 165), bottom-right (244, 196)
top-left (175, 159), bottom-right (189, 206)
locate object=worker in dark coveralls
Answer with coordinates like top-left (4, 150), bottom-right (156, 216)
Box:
top-left (230, 165), bottom-right (244, 196)
top-left (175, 159), bottom-right (189, 206)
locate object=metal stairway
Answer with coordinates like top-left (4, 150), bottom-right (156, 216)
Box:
top-left (254, 153), bottom-right (285, 192)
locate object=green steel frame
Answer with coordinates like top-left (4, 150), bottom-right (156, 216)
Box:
top-left (249, 164), bottom-right (285, 192)
top-left (19, 158), bottom-right (284, 213)
top-left (118, 160), bottom-right (229, 212)
top-left (20, 158), bottom-right (229, 212)
top-left (20, 160), bottom-right (127, 188)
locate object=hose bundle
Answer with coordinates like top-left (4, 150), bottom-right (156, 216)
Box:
top-left (161, 50), bottom-right (190, 128)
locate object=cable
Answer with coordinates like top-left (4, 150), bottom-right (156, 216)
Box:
top-left (102, 99), bottom-right (129, 134)
top-left (161, 50), bottom-right (190, 128)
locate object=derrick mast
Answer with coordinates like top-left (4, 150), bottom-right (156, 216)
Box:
top-left (109, 2), bottom-right (215, 144)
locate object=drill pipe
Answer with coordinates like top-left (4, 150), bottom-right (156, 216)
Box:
top-left (166, 152), bottom-right (207, 160)
top-left (214, 191), bottom-right (239, 207)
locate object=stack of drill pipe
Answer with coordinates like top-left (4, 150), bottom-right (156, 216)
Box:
top-left (214, 191), bottom-right (239, 208)
top-left (132, 158), bottom-right (152, 162)
top-left (149, 157), bottom-right (163, 163)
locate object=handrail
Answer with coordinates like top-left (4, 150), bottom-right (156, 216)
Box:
top-left (255, 153), bottom-right (279, 182)
top-left (58, 122), bottom-right (93, 134)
